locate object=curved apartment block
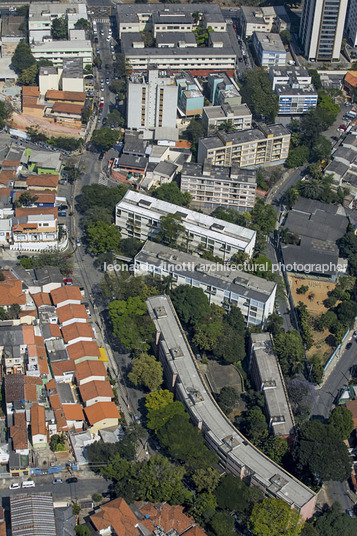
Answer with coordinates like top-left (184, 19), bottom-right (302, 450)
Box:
top-left (146, 295), bottom-right (316, 519)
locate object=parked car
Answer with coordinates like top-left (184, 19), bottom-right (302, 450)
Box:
top-left (99, 152), bottom-right (105, 160)
top-left (346, 342), bottom-right (353, 350)
top-left (76, 239), bottom-right (81, 246)
top-left (66, 477), bottom-right (78, 484)
top-left (52, 478), bottom-right (63, 485)
top-left (337, 125), bottom-right (347, 132)
top-left (9, 483), bottom-right (20, 490)
top-left (63, 278), bottom-right (73, 285)
top-left (22, 481), bottom-right (35, 488)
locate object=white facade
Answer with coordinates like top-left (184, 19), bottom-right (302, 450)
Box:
top-left (29, 2), bottom-right (88, 44)
top-left (202, 104), bottom-right (252, 136)
top-left (115, 190), bottom-right (256, 260)
top-left (252, 32), bottom-right (287, 67)
top-left (10, 214), bottom-right (59, 252)
top-left (299, 0), bottom-right (348, 61)
top-left (127, 70), bottom-right (178, 132)
top-left (31, 40), bottom-right (92, 67)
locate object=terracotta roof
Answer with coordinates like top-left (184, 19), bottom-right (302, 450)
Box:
top-left (0, 170), bottom-right (16, 185)
top-left (22, 86), bottom-right (40, 97)
top-left (51, 286), bottom-right (82, 306)
top-left (30, 403), bottom-right (46, 437)
top-left (0, 187), bottom-right (11, 197)
top-left (48, 323), bottom-right (62, 339)
top-left (46, 89), bottom-right (86, 102)
top-left (15, 206), bottom-right (58, 218)
top-left (19, 309), bottom-right (37, 318)
top-left (0, 279), bottom-right (26, 307)
top-left (22, 96), bottom-right (45, 110)
top-left (54, 407), bottom-right (68, 432)
top-left (79, 380), bottom-right (113, 403)
top-left (22, 189), bottom-right (56, 204)
top-left (90, 498), bottom-right (138, 536)
top-left (10, 412), bottom-right (28, 451)
top-left (62, 404), bottom-right (85, 422)
top-left (2, 161), bottom-right (19, 169)
top-left (52, 102), bottom-right (84, 115)
top-left (35, 335), bottom-right (49, 376)
top-left (61, 322), bottom-right (94, 344)
top-left (344, 71), bottom-right (357, 88)
top-left (85, 402), bottom-right (120, 425)
top-left (137, 503), bottom-right (203, 536)
top-left (175, 140), bottom-right (192, 149)
top-left (45, 379), bottom-right (56, 392)
top-left (56, 304), bottom-right (88, 324)
top-left (27, 174), bottom-right (59, 188)
top-left (32, 292), bottom-right (52, 308)
top-left (24, 376), bottom-right (42, 402)
top-left (22, 325), bottom-right (36, 346)
top-left (75, 359), bottom-right (107, 382)
top-left (51, 358), bottom-right (75, 378)
top-left (49, 394), bottom-right (61, 411)
top-left (67, 341), bottom-right (101, 361)
top-left (4, 375), bottom-right (25, 403)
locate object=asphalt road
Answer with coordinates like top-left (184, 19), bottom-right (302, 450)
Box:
top-left (0, 476), bottom-right (109, 500)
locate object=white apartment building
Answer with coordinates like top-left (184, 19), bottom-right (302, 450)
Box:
top-left (127, 70), bottom-right (178, 132)
top-left (135, 241), bottom-right (276, 325)
top-left (346, 0), bottom-right (357, 46)
top-left (252, 32), bottom-right (287, 67)
top-left (202, 103), bottom-right (252, 135)
top-left (180, 160), bottom-right (257, 211)
top-left (29, 2), bottom-right (88, 44)
top-left (10, 214), bottom-right (58, 251)
top-left (269, 66), bottom-right (318, 115)
top-left (240, 5), bottom-right (290, 38)
top-left (198, 124), bottom-right (291, 168)
top-left (299, 0), bottom-right (348, 61)
top-left (31, 39), bottom-right (92, 67)
top-left (115, 190), bottom-right (256, 260)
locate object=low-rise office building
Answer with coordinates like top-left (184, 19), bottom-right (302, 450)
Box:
top-left (202, 103), bottom-right (252, 135)
top-left (116, 190), bottom-right (256, 259)
top-left (146, 295), bottom-right (316, 519)
top-left (252, 32), bottom-right (287, 67)
top-left (136, 241), bottom-right (276, 325)
top-left (31, 39), bottom-right (93, 67)
top-left (198, 124), bottom-right (290, 168)
top-left (240, 5), bottom-right (290, 38)
top-left (180, 160), bottom-right (256, 211)
top-left (250, 333), bottom-right (295, 437)
top-left (29, 2), bottom-right (88, 44)
top-left (270, 66), bottom-right (318, 115)
top-left (176, 72), bottom-right (204, 117)
top-left (208, 72), bottom-right (241, 106)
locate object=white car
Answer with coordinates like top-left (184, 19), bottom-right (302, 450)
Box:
top-left (106, 36), bottom-right (111, 42)
top-left (9, 483), bottom-right (20, 490)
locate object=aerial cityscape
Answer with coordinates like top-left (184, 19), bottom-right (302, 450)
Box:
top-left (1, 0), bottom-right (357, 535)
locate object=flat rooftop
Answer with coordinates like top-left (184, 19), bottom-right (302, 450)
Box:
top-left (182, 161), bottom-right (257, 184)
top-left (146, 295), bottom-right (315, 511)
top-left (204, 103), bottom-right (251, 120)
top-left (136, 240), bottom-right (275, 304)
top-left (254, 32), bottom-right (285, 53)
top-left (117, 190), bottom-right (256, 249)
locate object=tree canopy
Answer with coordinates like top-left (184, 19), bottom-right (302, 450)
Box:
top-left (11, 42), bottom-right (36, 73)
top-left (128, 353), bottom-right (163, 392)
top-left (250, 498), bottom-right (304, 536)
top-left (241, 69), bottom-right (279, 123)
top-left (86, 221), bottom-right (121, 255)
top-left (109, 296), bottom-right (155, 351)
top-left (314, 504), bottom-right (357, 536)
top-left (52, 16), bottom-right (68, 39)
top-left (328, 406), bottom-right (354, 440)
top-left (152, 182), bottom-right (192, 207)
top-left (91, 127), bottom-right (119, 151)
top-left (171, 286), bottom-right (210, 326)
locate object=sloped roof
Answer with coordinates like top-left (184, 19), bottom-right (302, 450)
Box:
top-left (51, 286), bottom-right (82, 306)
top-left (31, 403), bottom-right (46, 437)
top-left (79, 380), bottom-right (113, 402)
top-left (61, 322), bottom-right (94, 344)
top-left (85, 402), bottom-right (120, 425)
top-left (62, 404), bottom-right (85, 422)
top-left (67, 340), bottom-right (100, 361)
top-left (56, 304), bottom-right (88, 324)
top-left (90, 497), bottom-right (139, 536)
top-left (0, 279), bottom-right (26, 306)
top-left (75, 359), bottom-right (106, 381)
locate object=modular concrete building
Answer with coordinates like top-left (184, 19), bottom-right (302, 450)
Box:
top-left (146, 295), bottom-right (316, 519)
top-left (116, 190), bottom-right (256, 260)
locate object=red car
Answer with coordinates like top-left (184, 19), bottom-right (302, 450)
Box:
top-left (63, 278), bottom-right (73, 285)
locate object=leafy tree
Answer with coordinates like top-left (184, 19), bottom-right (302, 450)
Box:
top-left (157, 214), bottom-right (185, 247)
top-left (250, 498), bottom-right (304, 536)
top-left (184, 117), bottom-right (205, 156)
top-left (18, 192), bottom-right (38, 206)
top-left (293, 420), bottom-right (351, 483)
top-left (146, 400), bottom-right (187, 432)
top-left (192, 467), bottom-right (220, 493)
top-left (310, 135), bottom-right (331, 162)
top-left (328, 406), bottom-right (354, 440)
top-left (300, 523), bottom-right (319, 536)
top-left (145, 389), bottom-right (173, 412)
top-left (315, 503), bottom-right (357, 536)
top-left (285, 145), bottom-right (310, 168)
top-left (106, 110), bottom-right (125, 128)
top-left (266, 313), bottom-right (284, 337)
top-left (214, 325), bottom-right (245, 364)
top-left (48, 136), bottom-right (81, 151)
top-left (280, 30), bottom-right (292, 45)
top-left (211, 511), bottom-right (235, 536)
top-left (75, 527), bottom-right (90, 536)
top-left (250, 199), bottom-right (276, 234)
top-left (119, 238), bottom-right (143, 258)
top-left (157, 414), bottom-right (217, 470)
top-left (193, 317), bottom-right (223, 352)
top-left (52, 16), bottom-right (68, 39)
top-left (309, 69), bottom-right (322, 90)
top-left (226, 306), bottom-right (246, 334)
top-left (86, 221), bottom-right (121, 255)
top-left (0, 101), bottom-right (12, 128)
top-left (241, 69), bottom-right (279, 123)
top-left (109, 296), bottom-right (155, 351)
top-left (217, 386), bottom-right (239, 414)
top-left (189, 492), bottom-right (217, 523)
top-left (287, 378), bottom-right (315, 423)
top-left (92, 493), bottom-right (103, 502)
top-left (171, 286), bottom-right (210, 325)
top-left (91, 127), bottom-right (118, 151)
top-left (72, 503), bottom-right (81, 516)
top-left (11, 42), bottom-right (36, 73)
top-left (152, 182), bottom-right (191, 207)
top-left (128, 353), bottom-right (163, 392)
top-left (241, 409), bottom-right (268, 447)
top-left (78, 184), bottom-right (128, 218)
top-left (18, 64), bottom-right (38, 86)
top-left (215, 473), bottom-right (256, 513)
top-left (263, 436), bottom-right (289, 465)
top-left (74, 18), bottom-right (91, 30)
top-left (273, 330), bottom-right (305, 377)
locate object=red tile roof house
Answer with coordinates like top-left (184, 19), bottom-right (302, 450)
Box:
top-left (75, 359), bottom-right (107, 385)
top-left (56, 303), bottom-right (89, 327)
top-left (61, 322), bottom-right (96, 346)
top-left (67, 340), bottom-right (101, 365)
top-left (90, 497), bottom-right (207, 536)
top-left (84, 402), bottom-right (120, 434)
top-left (62, 404), bottom-right (85, 432)
top-left (50, 286), bottom-right (83, 308)
top-left (79, 380), bottom-right (113, 407)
